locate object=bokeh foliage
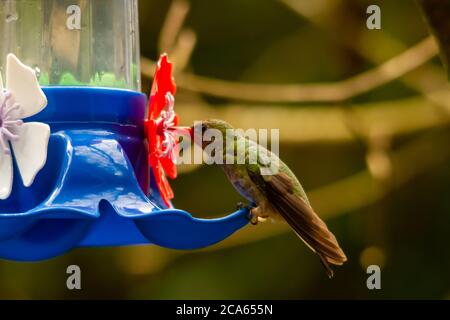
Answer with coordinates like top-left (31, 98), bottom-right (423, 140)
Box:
top-left (1, 0), bottom-right (450, 299)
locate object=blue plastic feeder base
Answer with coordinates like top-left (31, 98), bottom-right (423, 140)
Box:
top-left (0, 87), bottom-right (249, 262)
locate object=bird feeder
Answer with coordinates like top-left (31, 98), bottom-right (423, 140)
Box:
top-left (0, 0), bottom-right (248, 262)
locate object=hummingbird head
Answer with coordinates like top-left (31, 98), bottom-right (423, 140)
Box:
top-left (191, 119), bottom-right (234, 150)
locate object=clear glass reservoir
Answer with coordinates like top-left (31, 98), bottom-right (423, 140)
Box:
top-left (0, 0), bottom-right (141, 91)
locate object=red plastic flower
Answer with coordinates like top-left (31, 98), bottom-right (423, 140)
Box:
top-left (145, 54), bottom-right (180, 207)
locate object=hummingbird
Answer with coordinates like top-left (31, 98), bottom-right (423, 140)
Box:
top-left (192, 119), bottom-right (347, 278)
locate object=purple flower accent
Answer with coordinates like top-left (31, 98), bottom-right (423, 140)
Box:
top-left (0, 90), bottom-right (23, 154)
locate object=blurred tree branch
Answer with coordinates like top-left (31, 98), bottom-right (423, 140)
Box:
top-left (158, 0), bottom-right (190, 54)
top-left (142, 37), bottom-right (437, 103)
top-left (157, 0), bottom-right (197, 73)
top-left (175, 94), bottom-right (450, 144)
top-left (417, 0), bottom-right (450, 79)
top-left (279, 0), bottom-right (450, 117)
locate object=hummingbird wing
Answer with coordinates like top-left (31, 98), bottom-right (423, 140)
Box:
top-left (246, 163), bottom-right (347, 276)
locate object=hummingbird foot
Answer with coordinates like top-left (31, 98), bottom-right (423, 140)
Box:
top-left (237, 203), bottom-right (260, 224)
top-left (250, 214), bottom-right (259, 225)
top-left (249, 206), bottom-right (268, 225)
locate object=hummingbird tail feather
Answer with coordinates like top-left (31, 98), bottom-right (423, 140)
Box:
top-left (264, 173), bottom-right (348, 271)
top-left (319, 253), bottom-right (335, 279)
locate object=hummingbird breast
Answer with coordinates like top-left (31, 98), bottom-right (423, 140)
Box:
top-left (222, 164), bottom-right (257, 204)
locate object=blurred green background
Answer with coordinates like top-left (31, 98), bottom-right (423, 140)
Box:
top-left (1, 0), bottom-right (450, 299)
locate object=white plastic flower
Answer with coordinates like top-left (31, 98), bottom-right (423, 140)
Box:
top-left (0, 54), bottom-right (49, 200)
